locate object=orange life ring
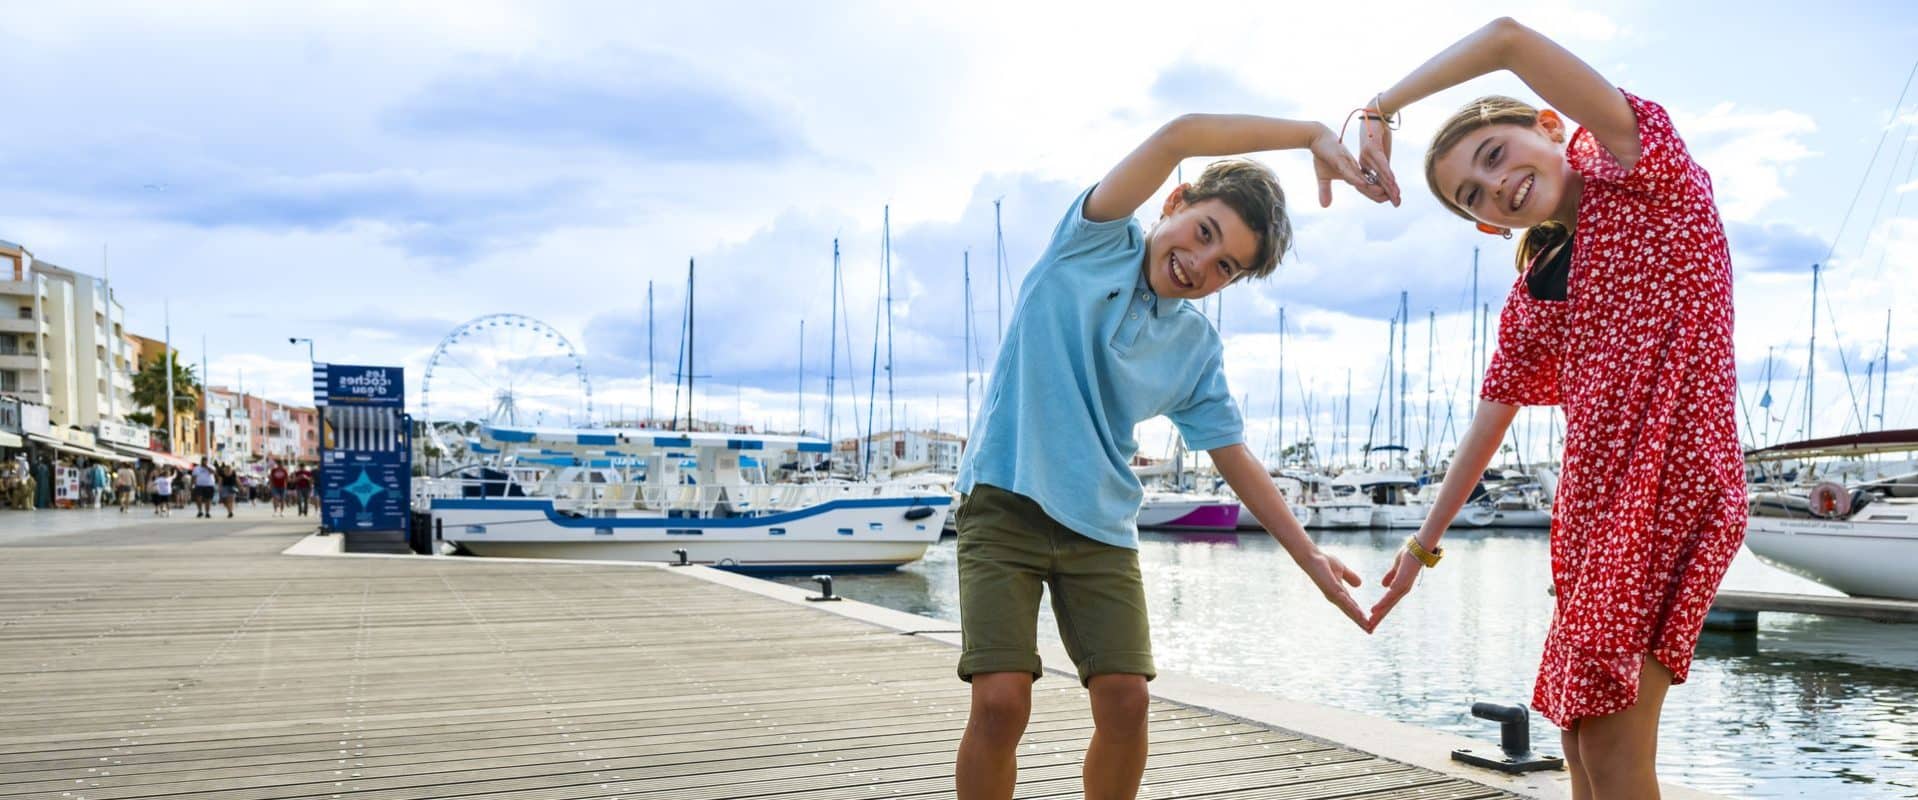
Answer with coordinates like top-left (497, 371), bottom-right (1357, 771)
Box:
top-left (1808, 482), bottom-right (1850, 519)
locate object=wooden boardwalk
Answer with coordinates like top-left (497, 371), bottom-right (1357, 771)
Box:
top-left (0, 513), bottom-right (1520, 800)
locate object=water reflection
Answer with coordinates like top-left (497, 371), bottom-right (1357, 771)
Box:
top-left (774, 529), bottom-right (1918, 798)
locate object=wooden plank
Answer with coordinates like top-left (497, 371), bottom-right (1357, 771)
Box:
top-left (0, 516), bottom-right (1519, 800)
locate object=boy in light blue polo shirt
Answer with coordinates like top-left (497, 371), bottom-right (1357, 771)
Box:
top-left (952, 115), bottom-right (1386, 799)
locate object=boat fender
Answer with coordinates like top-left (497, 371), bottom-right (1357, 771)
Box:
top-left (1809, 482), bottom-right (1851, 519)
top-left (904, 506), bottom-right (935, 521)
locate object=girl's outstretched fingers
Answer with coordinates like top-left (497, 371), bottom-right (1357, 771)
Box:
top-left (1368, 549), bottom-right (1423, 629)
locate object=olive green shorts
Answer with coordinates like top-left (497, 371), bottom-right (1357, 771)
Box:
top-left (955, 483), bottom-right (1154, 686)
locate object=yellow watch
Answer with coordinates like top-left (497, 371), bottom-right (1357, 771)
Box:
top-left (1405, 536), bottom-right (1444, 568)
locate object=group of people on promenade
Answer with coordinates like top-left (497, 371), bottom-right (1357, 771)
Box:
top-left (1, 451), bottom-right (313, 518)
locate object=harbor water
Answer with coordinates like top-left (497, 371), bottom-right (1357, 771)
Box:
top-left (776, 528), bottom-right (1918, 798)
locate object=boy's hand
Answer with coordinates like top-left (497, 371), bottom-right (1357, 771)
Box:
top-left (1310, 125), bottom-right (1387, 208)
top-left (1299, 547), bottom-right (1372, 632)
top-left (1367, 548), bottom-right (1425, 629)
top-left (1356, 109), bottom-right (1401, 206)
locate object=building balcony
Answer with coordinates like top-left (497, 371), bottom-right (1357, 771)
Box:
top-left (0, 317), bottom-right (33, 334)
top-left (0, 279), bottom-right (30, 297)
top-left (0, 353), bottom-right (41, 371)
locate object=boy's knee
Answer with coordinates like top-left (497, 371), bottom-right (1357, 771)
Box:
top-left (969, 672), bottom-right (1033, 732)
top-left (1087, 673), bottom-right (1150, 726)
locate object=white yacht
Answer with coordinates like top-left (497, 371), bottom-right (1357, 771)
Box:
top-left (420, 426), bottom-right (951, 573)
top-left (1745, 431), bottom-right (1918, 601)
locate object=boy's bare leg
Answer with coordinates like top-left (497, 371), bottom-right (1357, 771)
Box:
top-left (1574, 656), bottom-right (1673, 799)
top-left (1083, 673), bottom-right (1150, 800)
top-left (957, 672), bottom-right (1033, 800)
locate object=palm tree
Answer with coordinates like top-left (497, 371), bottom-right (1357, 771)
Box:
top-left (132, 358), bottom-right (201, 446)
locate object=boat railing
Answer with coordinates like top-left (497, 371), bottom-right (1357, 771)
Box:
top-left (421, 471), bottom-right (931, 516)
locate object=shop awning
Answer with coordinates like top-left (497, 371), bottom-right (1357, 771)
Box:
top-left (0, 431), bottom-right (21, 448)
top-left (25, 434), bottom-right (136, 464)
top-left (104, 442), bottom-right (196, 470)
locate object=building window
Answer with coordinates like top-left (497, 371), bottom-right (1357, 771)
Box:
top-left (15, 307), bottom-right (28, 320)
top-left (0, 335), bottom-right (13, 355)
top-left (0, 371), bottom-right (15, 392)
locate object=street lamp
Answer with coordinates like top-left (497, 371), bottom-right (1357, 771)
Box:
top-left (288, 337), bottom-right (314, 363)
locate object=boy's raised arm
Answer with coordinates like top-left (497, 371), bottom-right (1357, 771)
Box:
top-left (1210, 443), bottom-right (1372, 632)
top-left (1085, 115), bottom-right (1385, 223)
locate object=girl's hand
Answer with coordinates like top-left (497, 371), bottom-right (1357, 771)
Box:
top-left (1368, 547), bottom-right (1426, 629)
top-left (1299, 546), bottom-right (1373, 632)
top-left (1356, 108), bottom-right (1402, 206)
top-left (1311, 125), bottom-right (1388, 208)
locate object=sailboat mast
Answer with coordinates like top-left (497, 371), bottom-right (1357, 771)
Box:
top-left (797, 319), bottom-right (805, 434)
top-left (686, 258), bottom-right (696, 430)
top-left (647, 280), bottom-right (654, 426)
top-left (994, 199), bottom-right (1006, 349)
top-left (1425, 309), bottom-right (1435, 468)
top-left (1277, 306), bottom-right (1285, 464)
top-left (1470, 247), bottom-right (1479, 422)
top-left (1882, 309), bottom-right (1892, 428)
top-left (884, 205), bottom-right (895, 446)
top-left (964, 250), bottom-right (974, 437)
top-left (1398, 291), bottom-right (1409, 455)
top-left (827, 240), bottom-right (840, 459)
top-left (1806, 262), bottom-right (1819, 438)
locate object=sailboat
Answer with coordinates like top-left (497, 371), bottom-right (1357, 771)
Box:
top-left (1745, 430), bottom-right (1918, 601)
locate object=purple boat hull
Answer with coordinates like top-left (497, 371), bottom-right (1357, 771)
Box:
top-left (1142, 503), bottom-right (1241, 531)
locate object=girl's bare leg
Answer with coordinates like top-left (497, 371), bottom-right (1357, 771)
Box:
top-left (1574, 656), bottom-right (1674, 799)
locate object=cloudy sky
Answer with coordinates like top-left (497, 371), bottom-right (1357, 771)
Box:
top-left (5, 0), bottom-right (1915, 464)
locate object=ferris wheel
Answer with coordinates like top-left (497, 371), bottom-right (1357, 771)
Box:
top-left (421, 313), bottom-right (593, 458)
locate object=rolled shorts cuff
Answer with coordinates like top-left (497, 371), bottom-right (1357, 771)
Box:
top-left (1073, 652), bottom-right (1156, 687)
top-left (957, 648), bottom-right (1043, 683)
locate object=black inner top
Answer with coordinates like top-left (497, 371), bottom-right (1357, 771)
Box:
top-left (1525, 241), bottom-right (1572, 301)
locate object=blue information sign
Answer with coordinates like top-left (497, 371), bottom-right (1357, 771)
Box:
top-left (314, 363), bottom-right (411, 538)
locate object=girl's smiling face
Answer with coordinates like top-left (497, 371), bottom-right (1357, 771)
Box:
top-left (1431, 117), bottom-right (1582, 230)
top-left (1144, 189), bottom-right (1259, 301)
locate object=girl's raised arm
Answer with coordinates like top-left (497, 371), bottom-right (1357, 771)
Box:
top-left (1363, 17), bottom-right (1640, 195)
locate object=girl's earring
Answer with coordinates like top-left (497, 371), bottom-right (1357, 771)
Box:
top-left (1476, 223), bottom-right (1514, 239)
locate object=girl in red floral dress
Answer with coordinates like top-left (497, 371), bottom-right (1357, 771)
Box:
top-left (1351, 18), bottom-right (1746, 800)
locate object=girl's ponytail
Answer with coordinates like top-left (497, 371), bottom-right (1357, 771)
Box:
top-left (1515, 221), bottom-right (1570, 273)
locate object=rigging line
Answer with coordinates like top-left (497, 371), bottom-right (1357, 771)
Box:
top-left (836, 250), bottom-right (865, 467)
top-left (1818, 284), bottom-right (1869, 431)
top-left (1866, 122), bottom-right (1918, 282)
top-left (1857, 98), bottom-right (1917, 283)
top-left (1822, 58), bottom-right (1918, 269)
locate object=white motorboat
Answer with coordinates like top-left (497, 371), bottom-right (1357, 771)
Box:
top-left (422, 425), bottom-right (951, 573)
top-left (1333, 471), bottom-right (1434, 529)
top-left (1479, 469), bottom-right (1554, 529)
top-left (1307, 474), bottom-right (1373, 529)
top-left (1743, 431), bottom-right (1918, 601)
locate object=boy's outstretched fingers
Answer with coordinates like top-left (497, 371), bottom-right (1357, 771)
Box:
top-left (1304, 549), bottom-right (1373, 632)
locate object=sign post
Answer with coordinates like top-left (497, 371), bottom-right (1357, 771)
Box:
top-left (313, 363), bottom-right (412, 553)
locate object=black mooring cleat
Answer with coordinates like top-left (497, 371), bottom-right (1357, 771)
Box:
top-left (1451, 702), bottom-right (1565, 774)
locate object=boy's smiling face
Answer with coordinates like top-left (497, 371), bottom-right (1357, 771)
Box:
top-left (1144, 188), bottom-right (1260, 301)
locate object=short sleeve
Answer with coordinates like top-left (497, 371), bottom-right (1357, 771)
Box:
top-left (1479, 293), bottom-right (1563, 407)
top-left (1040, 186), bottom-right (1141, 264)
top-left (1566, 90), bottom-right (1703, 200)
top-left (1168, 349), bottom-right (1244, 451)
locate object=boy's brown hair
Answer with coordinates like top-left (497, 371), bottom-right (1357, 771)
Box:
top-left (1180, 158), bottom-right (1292, 280)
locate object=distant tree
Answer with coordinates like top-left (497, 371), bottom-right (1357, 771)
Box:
top-left (132, 358), bottom-right (201, 436)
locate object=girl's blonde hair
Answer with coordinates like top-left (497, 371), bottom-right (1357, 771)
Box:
top-left (1424, 95), bottom-right (1570, 273)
